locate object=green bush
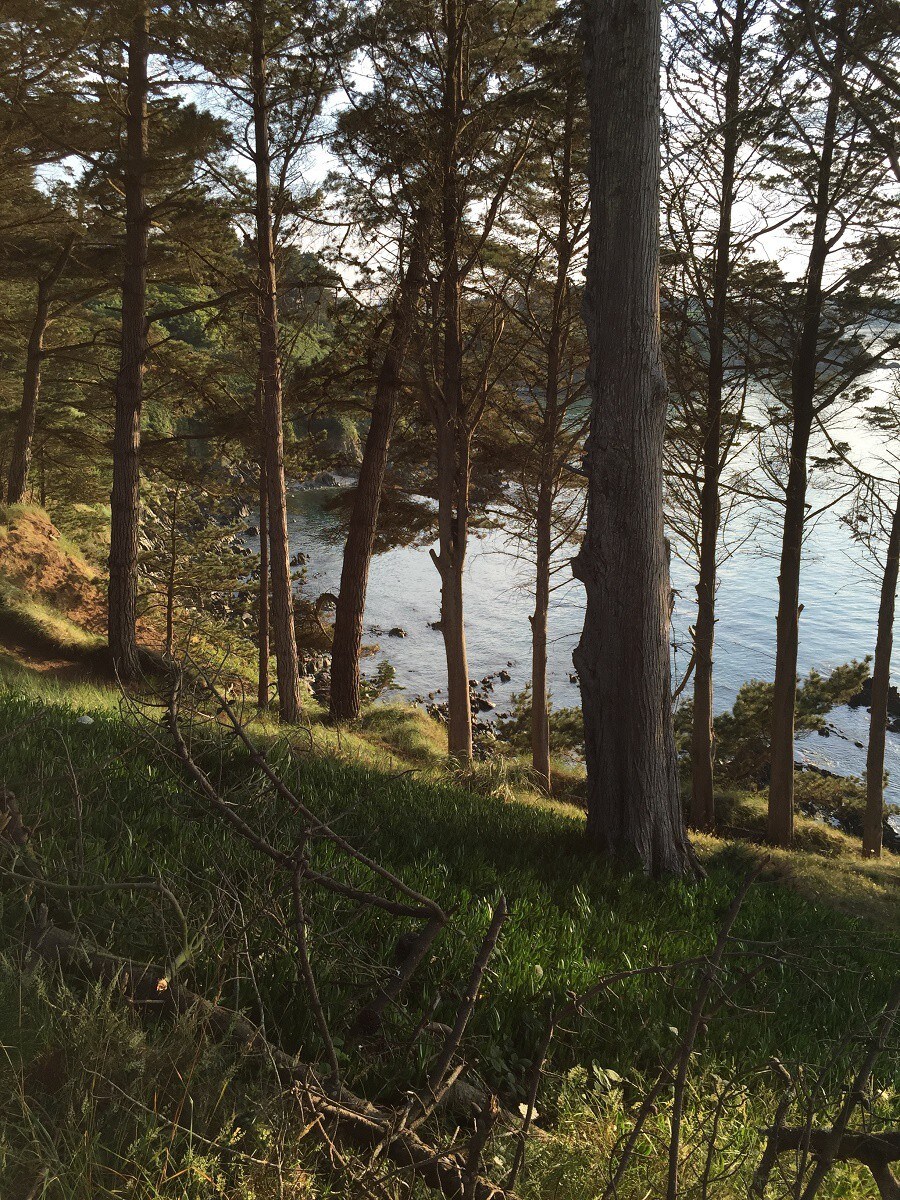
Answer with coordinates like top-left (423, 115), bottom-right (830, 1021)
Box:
top-left (676, 660), bottom-right (871, 788)
top-left (494, 684), bottom-right (584, 754)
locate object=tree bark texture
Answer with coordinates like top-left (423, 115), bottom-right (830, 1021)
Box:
top-left (257, 451), bottom-right (270, 710)
top-left (531, 95), bottom-right (576, 793)
top-left (329, 219), bottom-right (428, 722)
top-left (251, 0), bottom-right (302, 724)
top-left (6, 234), bottom-right (76, 505)
top-left (165, 488), bottom-right (179, 658)
top-left (767, 64), bottom-right (842, 847)
top-left (864, 486), bottom-right (900, 857)
top-left (432, 0), bottom-right (474, 763)
top-left (531, 477), bottom-right (553, 790)
top-left (689, 0), bottom-right (746, 831)
top-left (432, 415), bottom-right (473, 763)
top-left (108, 1), bottom-right (150, 682)
top-left (574, 0), bottom-right (694, 875)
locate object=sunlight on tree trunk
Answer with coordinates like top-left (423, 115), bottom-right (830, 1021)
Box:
top-left (864, 485), bottom-right (900, 857)
top-left (250, 0), bottom-right (302, 724)
top-left (575, 0), bottom-right (695, 876)
top-left (108, 2), bottom-right (149, 682)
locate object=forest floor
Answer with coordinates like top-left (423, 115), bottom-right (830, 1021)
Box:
top-left (1, 505), bottom-right (899, 1199)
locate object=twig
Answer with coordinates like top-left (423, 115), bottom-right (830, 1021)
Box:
top-left (291, 860), bottom-right (341, 1085)
top-left (506, 1004), bottom-right (555, 1190)
top-left (26, 916), bottom-right (517, 1200)
top-left (2, 869), bottom-right (190, 975)
top-left (750, 1059), bottom-right (795, 1198)
top-left (798, 979), bottom-right (900, 1200)
top-left (464, 1095), bottom-right (501, 1200)
top-left (194, 666), bottom-right (446, 919)
top-left (667, 865), bottom-right (765, 1200)
top-left (427, 898), bottom-right (508, 1099)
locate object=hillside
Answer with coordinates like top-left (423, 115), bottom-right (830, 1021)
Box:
top-left (1, 516), bottom-right (899, 1199)
top-left (0, 504), bottom-right (105, 668)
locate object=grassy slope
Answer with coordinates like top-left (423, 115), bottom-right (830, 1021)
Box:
top-left (0, 504), bottom-right (105, 665)
top-left (0, 660), bottom-right (898, 1198)
top-left (1, 512), bottom-right (898, 1197)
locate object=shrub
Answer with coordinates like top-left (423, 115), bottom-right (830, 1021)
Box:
top-left (494, 685), bottom-right (584, 755)
top-left (675, 660), bottom-right (872, 787)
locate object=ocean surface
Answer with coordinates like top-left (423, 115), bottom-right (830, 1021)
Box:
top-left (265, 480), bottom-right (900, 811)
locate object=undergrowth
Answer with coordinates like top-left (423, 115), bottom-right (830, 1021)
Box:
top-left (0, 672), bottom-right (898, 1197)
top-left (0, 581), bottom-right (104, 657)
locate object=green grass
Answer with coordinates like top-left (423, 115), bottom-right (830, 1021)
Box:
top-left (0, 580), bottom-right (104, 658)
top-left (0, 677), bottom-right (898, 1198)
top-left (0, 501), bottom-right (96, 570)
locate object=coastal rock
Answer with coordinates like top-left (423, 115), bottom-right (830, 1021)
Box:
top-left (848, 677), bottom-right (900, 717)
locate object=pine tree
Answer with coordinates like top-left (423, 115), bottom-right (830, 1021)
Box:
top-left (661, 0), bottom-right (775, 830)
top-left (175, 0), bottom-right (345, 722)
top-left (491, 14), bottom-right (590, 790)
top-left (577, 0), bottom-right (696, 875)
top-left (761, 0), bottom-right (900, 845)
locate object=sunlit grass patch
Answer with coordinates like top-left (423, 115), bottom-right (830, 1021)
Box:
top-left (0, 581), bottom-right (104, 657)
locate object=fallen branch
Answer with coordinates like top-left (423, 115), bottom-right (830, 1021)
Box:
top-left (24, 915), bottom-right (517, 1200)
top-left (3, 781), bottom-right (513, 1199)
top-left (798, 978), bottom-right (900, 1200)
top-left (765, 1127), bottom-right (900, 1200)
top-left (768, 1127), bottom-right (900, 1164)
top-left (666, 864), bottom-right (765, 1200)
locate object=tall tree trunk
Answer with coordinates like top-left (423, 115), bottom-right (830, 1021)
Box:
top-left (863, 485), bottom-right (900, 858)
top-left (164, 487), bottom-right (179, 659)
top-left (689, 0), bottom-right (746, 832)
top-left (257, 454), bottom-right (270, 710)
top-left (574, 0), bottom-right (694, 876)
top-left (767, 67), bottom-right (842, 847)
top-left (531, 95), bottom-right (575, 793)
top-left (108, 1), bottom-right (150, 682)
top-left (330, 218), bottom-right (428, 722)
top-left (531, 475), bottom-right (553, 790)
top-left (432, 0), bottom-right (473, 764)
top-left (250, 0), bottom-right (302, 724)
top-left (6, 234), bottom-right (76, 505)
top-left (431, 417), bottom-right (473, 763)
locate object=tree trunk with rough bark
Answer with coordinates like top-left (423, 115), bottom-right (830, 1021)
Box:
top-left (250, 0), bottom-right (302, 724)
top-left (531, 476), bottom-right (553, 791)
top-left (431, 0), bottom-right (473, 764)
top-left (164, 487), bottom-right (179, 658)
top-left (431, 416), bottom-right (473, 763)
top-left (6, 234), bottom-right (76, 505)
top-left (108, 2), bottom-right (150, 681)
top-left (864, 485), bottom-right (900, 858)
top-left (574, 0), bottom-right (694, 876)
top-left (530, 94), bottom-right (576, 794)
top-left (767, 67), bottom-right (842, 847)
top-left (257, 454), bottom-right (270, 710)
top-left (330, 220), bottom-right (428, 722)
top-left (690, 0), bottom-right (746, 832)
